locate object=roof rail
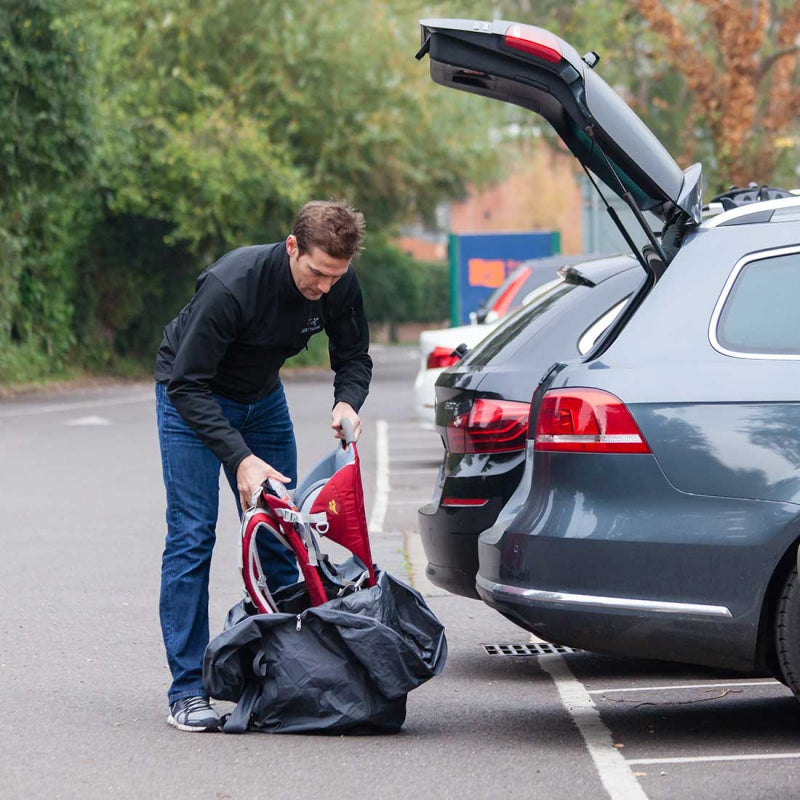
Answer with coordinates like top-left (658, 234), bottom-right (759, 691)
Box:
top-left (700, 196), bottom-right (800, 229)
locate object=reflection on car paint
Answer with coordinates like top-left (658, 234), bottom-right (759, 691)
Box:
top-left (640, 404), bottom-right (800, 503)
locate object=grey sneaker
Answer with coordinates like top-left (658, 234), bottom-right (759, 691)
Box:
top-left (167, 696), bottom-right (221, 732)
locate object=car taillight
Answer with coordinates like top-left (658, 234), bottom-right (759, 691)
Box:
top-left (492, 266), bottom-right (531, 317)
top-left (427, 346), bottom-right (460, 370)
top-left (534, 389), bottom-right (650, 453)
top-left (446, 399), bottom-right (530, 454)
top-left (504, 23), bottom-right (563, 64)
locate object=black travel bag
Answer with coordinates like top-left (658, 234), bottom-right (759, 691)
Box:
top-left (203, 570), bottom-right (447, 734)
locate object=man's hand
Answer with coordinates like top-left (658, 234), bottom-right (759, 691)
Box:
top-left (331, 401), bottom-right (361, 442)
top-left (236, 454), bottom-right (289, 511)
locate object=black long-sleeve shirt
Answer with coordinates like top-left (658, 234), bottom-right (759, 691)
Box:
top-left (154, 242), bottom-right (372, 475)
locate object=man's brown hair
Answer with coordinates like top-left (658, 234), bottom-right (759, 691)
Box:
top-left (292, 200), bottom-right (366, 261)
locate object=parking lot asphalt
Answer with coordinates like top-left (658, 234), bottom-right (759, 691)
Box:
top-left (1, 344), bottom-right (799, 799)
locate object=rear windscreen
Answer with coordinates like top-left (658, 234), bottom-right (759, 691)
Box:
top-left (464, 279), bottom-right (577, 365)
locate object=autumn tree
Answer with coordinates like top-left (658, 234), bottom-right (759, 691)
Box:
top-left (636, 0), bottom-right (800, 189)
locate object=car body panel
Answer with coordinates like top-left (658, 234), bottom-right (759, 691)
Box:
top-left (633, 402), bottom-right (800, 504)
top-left (420, 451), bottom-right (524, 599)
top-left (551, 228), bottom-right (800, 503)
top-left (561, 225), bottom-right (800, 403)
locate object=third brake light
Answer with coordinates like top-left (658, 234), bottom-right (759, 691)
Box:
top-left (503, 23), bottom-right (563, 64)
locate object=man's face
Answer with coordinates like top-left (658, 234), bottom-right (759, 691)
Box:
top-left (287, 235), bottom-right (350, 301)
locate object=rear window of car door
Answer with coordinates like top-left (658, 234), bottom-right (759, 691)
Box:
top-left (465, 279), bottom-right (577, 365)
top-left (714, 249), bottom-right (800, 357)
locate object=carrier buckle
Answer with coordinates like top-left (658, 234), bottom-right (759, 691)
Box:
top-left (275, 508), bottom-right (328, 526)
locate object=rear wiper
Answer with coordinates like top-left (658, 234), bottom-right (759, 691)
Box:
top-left (559, 266), bottom-right (595, 287)
top-left (451, 343), bottom-right (469, 360)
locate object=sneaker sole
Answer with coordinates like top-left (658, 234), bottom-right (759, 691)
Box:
top-left (167, 713), bottom-right (220, 732)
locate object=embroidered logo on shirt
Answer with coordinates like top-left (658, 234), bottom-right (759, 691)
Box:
top-left (300, 316), bottom-right (322, 334)
top-left (328, 499), bottom-right (338, 515)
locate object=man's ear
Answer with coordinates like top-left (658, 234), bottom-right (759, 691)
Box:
top-left (286, 234), bottom-right (297, 257)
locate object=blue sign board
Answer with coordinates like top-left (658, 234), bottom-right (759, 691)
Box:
top-left (449, 231), bottom-right (559, 325)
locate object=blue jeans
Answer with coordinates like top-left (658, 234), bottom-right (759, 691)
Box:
top-left (156, 381), bottom-right (299, 703)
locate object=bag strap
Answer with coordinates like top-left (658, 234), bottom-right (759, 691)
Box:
top-left (221, 682), bottom-right (260, 734)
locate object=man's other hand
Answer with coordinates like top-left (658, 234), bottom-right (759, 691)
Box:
top-left (236, 454), bottom-right (289, 511)
top-left (331, 401), bottom-right (361, 442)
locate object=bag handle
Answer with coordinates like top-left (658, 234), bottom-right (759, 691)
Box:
top-left (221, 682), bottom-right (260, 734)
top-left (340, 417), bottom-right (356, 446)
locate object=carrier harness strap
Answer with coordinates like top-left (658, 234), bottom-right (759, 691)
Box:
top-left (297, 524), bottom-right (319, 567)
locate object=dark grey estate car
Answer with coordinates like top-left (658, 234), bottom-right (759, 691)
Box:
top-left (479, 206), bottom-right (800, 683)
top-left (419, 17), bottom-right (800, 695)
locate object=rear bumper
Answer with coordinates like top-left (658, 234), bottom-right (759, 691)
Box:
top-left (476, 451), bottom-right (800, 672)
top-left (418, 498), bottom-right (504, 599)
top-left (475, 571), bottom-right (753, 671)
top-left (425, 562), bottom-right (480, 599)
top-left (418, 451), bottom-right (526, 598)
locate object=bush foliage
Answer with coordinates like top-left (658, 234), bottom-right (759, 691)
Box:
top-left (8, 0), bottom-right (795, 384)
top-left (0, 0), bottom-right (495, 384)
top-left (357, 238), bottom-right (448, 335)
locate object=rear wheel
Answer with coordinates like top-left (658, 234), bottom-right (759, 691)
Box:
top-left (775, 566), bottom-right (800, 697)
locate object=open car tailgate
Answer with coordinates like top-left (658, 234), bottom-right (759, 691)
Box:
top-left (418, 18), bottom-right (701, 224)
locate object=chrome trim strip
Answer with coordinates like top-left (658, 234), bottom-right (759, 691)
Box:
top-left (709, 245), bottom-right (800, 361)
top-left (536, 434), bottom-right (643, 444)
top-left (700, 196), bottom-right (800, 229)
top-left (476, 574), bottom-right (733, 618)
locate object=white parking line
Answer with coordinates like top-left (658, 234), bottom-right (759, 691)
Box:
top-left (588, 680), bottom-right (780, 695)
top-left (538, 654), bottom-right (649, 800)
top-left (628, 753), bottom-right (800, 765)
top-left (368, 419), bottom-right (390, 534)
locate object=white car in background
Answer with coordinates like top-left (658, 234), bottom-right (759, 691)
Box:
top-left (414, 255), bottom-right (587, 429)
top-left (414, 321), bottom-right (499, 429)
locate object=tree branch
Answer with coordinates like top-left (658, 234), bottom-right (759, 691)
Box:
top-left (757, 43), bottom-right (800, 81)
top-left (634, 0), bottom-right (716, 103)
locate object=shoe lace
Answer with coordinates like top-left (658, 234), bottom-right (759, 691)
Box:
top-left (183, 696), bottom-right (211, 714)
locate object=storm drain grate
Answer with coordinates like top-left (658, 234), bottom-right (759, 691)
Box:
top-left (483, 643), bottom-right (583, 657)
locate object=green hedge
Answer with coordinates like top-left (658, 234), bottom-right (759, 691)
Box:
top-left (356, 237), bottom-right (448, 334)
